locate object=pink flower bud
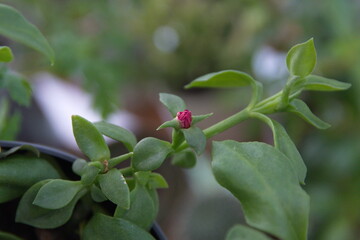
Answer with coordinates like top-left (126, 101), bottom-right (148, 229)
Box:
top-left (177, 110), bottom-right (192, 129)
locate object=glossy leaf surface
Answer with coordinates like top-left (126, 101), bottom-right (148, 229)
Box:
top-left (286, 38), bottom-right (316, 77)
top-left (98, 168), bottom-right (130, 209)
top-left (132, 137), bottom-right (172, 171)
top-left (212, 141), bottom-right (309, 240)
top-left (226, 225), bottom-right (271, 240)
top-left (0, 4), bottom-right (54, 64)
top-left (72, 115), bottom-right (110, 162)
top-left (288, 99), bottom-right (330, 129)
top-left (159, 93), bottom-right (187, 117)
top-left (33, 180), bottom-right (83, 209)
top-left (182, 127), bottom-right (206, 155)
top-left (94, 121), bottom-right (137, 151)
top-left (16, 180), bottom-right (86, 229)
top-left (83, 213), bottom-right (155, 240)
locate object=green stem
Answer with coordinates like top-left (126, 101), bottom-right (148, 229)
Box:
top-left (108, 152), bottom-right (133, 168)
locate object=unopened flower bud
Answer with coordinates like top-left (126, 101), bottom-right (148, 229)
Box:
top-left (177, 110), bottom-right (192, 129)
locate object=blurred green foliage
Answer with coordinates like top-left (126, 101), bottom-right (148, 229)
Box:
top-left (1, 0), bottom-right (359, 239)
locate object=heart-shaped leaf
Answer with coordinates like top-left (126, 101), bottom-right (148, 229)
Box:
top-left (72, 115), bottom-right (110, 162)
top-left (212, 141), bottom-right (309, 240)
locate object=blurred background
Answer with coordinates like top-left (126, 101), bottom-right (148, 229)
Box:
top-left (0, 0), bottom-right (359, 239)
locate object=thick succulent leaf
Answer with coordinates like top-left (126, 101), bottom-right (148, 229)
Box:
top-left (94, 121), bottom-right (137, 151)
top-left (286, 38), bottom-right (316, 77)
top-left (72, 159), bottom-right (88, 176)
top-left (0, 155), bottom-right (61, 202)
top-left (0, 4), bottom-right (54, 64)
top-left (0, 231), bottom-right (24, 240)
top-left (171, 150), bottom-right (197, 168)
top-left (33, 180), bottom-right (84, 209)
top-left (185, 70), bottom-right (256, 89)
top-left (132, 137), bottom-right (172, 171)
top-left (226, 225), bottom-right (271, 240)
top-left (192, 113), bottom-right (213, 125)
top-left (72, 115), bottom-right (110, 162)
top-left (115, 182), bottom-right (157, 230)
top-left (159, 93), bottom-right (187, 117)
top-left (288, 99), bottom-right (330, 129)
top-left (81, 165), bottom-right (100, 186)
top-left (251, 113), bottom-right (306, 184)
top-left (0, 145), bottom-right (39, 158)
top-left (304, 75), bottom-right (351, 91)
top-left (182, 127), bottom-right (206, 155)
top-left (212, 141), bottom-right (309, 240)
top-left (0, 46), bottom-right (13, 62)
top-left (98, 168), bottom-right (130, 209)
top-left (83, 213), bottom-right (155, 240)
top-left (16, 180), bottom-right (87, 229)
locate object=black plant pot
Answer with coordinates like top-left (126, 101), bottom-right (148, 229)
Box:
top-left (0, 141), bottom-right (167, 240)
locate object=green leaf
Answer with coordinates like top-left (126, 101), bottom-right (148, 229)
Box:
top-left (304, 75), bottom-right (351, 91)
top-left (72, 158), bottom-right (88, 176)
top-left (185, 70), bottom-right (256, 89)
top-left (157, 119), bottom-right (179, 130)
top-left (159, 93), bottom-right (187, 117)
top-left (0, 4), bottom-right (55, 64)
top-left (250, 113), bottom-right (306, 184)
top-left (33, 180), bottom-right (83, 209)
top-left (115, 182), bottom-right (157, 230)
top-left (182, 126), bottom-right (206, 155)
top-left (90, 184), bottom-right (107, 203)
top-left (171, 150), bottom-right (197, 168)
top-left (16, 180), bottom-right (87, 229)
top-left (286, 38), bottom-right (316, 77)
top-left (148, 173), bottom-right (169, 189)
top-left (212, 141), bottom-right (309, 240)
top-left (0, 46), bottom-right (13, 62)
top-left (1, 71), bottom-right (31, 106)
top-left (192, 113), bottom-right (213, 125)
top-left (226, 225), bottom-right (271, 240)
top-left (83, 213), bottom-right (155, 240)
top-left (72, 115), bottom-right (110, 162)
top-left (0, 145), bottom-right (40, 158)
top-left (0, 231), bottom-right (24, 240)
top-left (94, 121), bottom-right (137, 151)
top-left (0, 184), bottom-right (24, 203)
top-left (98, 168), bottom-right (130, 209)
top-left (0, 155), bottom-right (61, 202)
top-left (81, 165), bottom-right (101, 186)
top-left (132, 137), bottom-right (172, 171)
top-left (288, 99), bottom-right (331, 129)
